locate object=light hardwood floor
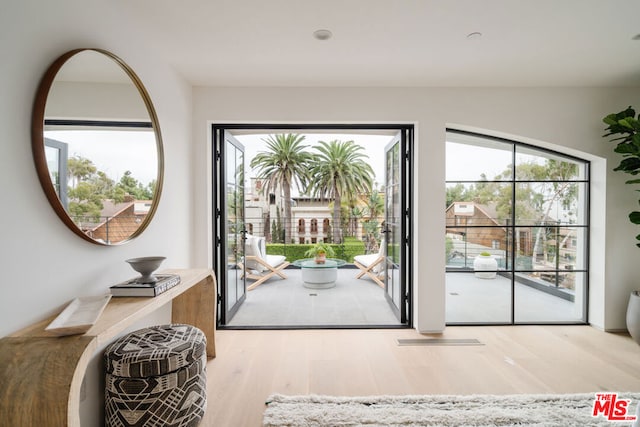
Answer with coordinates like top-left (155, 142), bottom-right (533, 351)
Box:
top-left (203, 326), bottom-right (640, 426)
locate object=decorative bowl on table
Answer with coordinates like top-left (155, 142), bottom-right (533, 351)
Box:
top-left (125, 256), bottom-right (166, 284)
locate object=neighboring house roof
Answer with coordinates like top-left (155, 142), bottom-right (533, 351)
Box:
top-left (99, 200), bottom-right (135, 220)
top-left (445, 202), bottom-right (503, 228)
top-left (477, 203), bottom-right (498, 221)
top-left (83, 200), bottom-right (151, 232)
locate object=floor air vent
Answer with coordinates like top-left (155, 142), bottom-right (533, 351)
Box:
top-left (397, 338), bottom-right (483, 346)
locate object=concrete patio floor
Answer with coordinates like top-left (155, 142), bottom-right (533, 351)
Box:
top-left (446, 272), bottom-right (584, 324)
top-left (223, 268), bottom-right (585, 327)
top-left (226, 267), bottom-right (400, 327)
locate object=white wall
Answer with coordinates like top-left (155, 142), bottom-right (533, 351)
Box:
top-left (0, 0), bottom-right (194, 335)
top-left (192, 86), bottom-right (640, 332)
top-left (1, 2), bottom-right (194, 425)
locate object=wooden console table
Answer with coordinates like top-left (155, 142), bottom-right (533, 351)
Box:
top-left (0, 268), bottom-right (216, 427)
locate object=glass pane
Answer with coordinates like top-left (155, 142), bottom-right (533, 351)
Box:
top-left (227, 217), bottom-right (237, 261)
top-left (227, 265), bottom-right (240, 309)
top-left (393, 143), bottom-right (400, 184)
top-left (513, 226), bottom-right (581, 272)
top-left (515, 272), bottom-right (586, 323)
top-left (224, 136), bottom-right (246, 319)
top-left (446, 182), bottom-right (513, 227)
top-left (45, 145), bottom-right (62, 196)
top-left (236, 150), bottom-right (244, 187)
top-left (446, 133), bottom-right (513, 181)
top-left (226, 145), bottom-right (236, 185)
top-left (386, 145), bottom-right (398, 221)
top-left (568, 226), bottom-right (587, 271)
top-left (446, 272), bottom-right (512, 323)
top-left (446, 232), bottom-right (509, 270)
top-left (237, 200), bottom-right (244, 232)
top-left (510, 225), bottom-right (585, 275)
top-left (448, 227), bottom-right (507, 267)
top-left (515, 182), bottom-right (587, 226)
top-left (393, 184), bottom-right (401, 225)
top-left (390, 261), bottom-right (401, 310)
top-left (385, 139), bottom-right (402, 315)
top-left (516, 146), bottom-right (586, 181)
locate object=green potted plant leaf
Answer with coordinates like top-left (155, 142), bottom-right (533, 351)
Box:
top-left (304, 242), bottom-right (335, 264)
top-left (603, 106), bottom-right (640, 345)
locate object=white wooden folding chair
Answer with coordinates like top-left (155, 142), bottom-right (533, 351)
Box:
top-left (239, 235), bottom-right (290, 291)
top-left (353, 238), bottom-right (386, 288)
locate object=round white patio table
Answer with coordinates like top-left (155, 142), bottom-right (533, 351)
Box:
top-left (292, 258), bottom-right (346, 289)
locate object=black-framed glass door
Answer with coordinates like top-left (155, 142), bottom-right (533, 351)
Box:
top-left (213, 124), bottom-right (413, 328)
top-left (384, 130), bottom-right (411, 323)
top-left (213, 129), bottom-right (246, 324)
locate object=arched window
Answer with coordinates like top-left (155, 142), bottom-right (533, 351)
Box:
top-left (445, 129), bottom-right (589, 325)
top-left (298, 218), bottom-right (305, 234)
top-left (310, 218), bottom-right (318, 233)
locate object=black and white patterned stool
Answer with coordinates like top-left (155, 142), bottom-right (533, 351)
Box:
top-left (104, 324), bottom-right (207, 427)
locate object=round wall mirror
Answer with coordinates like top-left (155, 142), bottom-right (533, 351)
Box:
top-left (32, 49), bottom-right (164, 245)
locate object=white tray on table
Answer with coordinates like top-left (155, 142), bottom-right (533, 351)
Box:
top-left (45, 294), bottom-right (112, 336)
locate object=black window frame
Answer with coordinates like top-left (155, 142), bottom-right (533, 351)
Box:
top-left (445, 129), bottom-right (590, 325)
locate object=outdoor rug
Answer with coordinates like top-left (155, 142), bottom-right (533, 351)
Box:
top-left (263, 392), bottom-right (640, 426)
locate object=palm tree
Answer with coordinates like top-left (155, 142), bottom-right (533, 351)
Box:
top-left (307, 140), bottom-right (375, 243)
top-left (250, 134), bottom-right (314, 244)
top-left (364, 190), bottom-right (384, 222)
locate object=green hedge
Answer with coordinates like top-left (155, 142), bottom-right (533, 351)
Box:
top-left (266, 239), bottom-right (366, 263)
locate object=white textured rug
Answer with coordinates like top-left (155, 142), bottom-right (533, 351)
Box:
top-left (263, 392), bottom-right (640, 426)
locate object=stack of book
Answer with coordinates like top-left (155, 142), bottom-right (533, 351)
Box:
top-left (110, 274), bottom-right (181, 297)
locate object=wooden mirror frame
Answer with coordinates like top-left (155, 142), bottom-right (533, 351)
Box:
top-left (31, 48), bottom-right (164, 245)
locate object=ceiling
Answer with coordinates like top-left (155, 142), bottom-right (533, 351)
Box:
top-left (118, 0), bottom-right (640, 87)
